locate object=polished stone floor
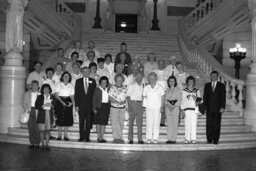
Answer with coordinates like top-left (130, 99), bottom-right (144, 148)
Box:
top-left (0, 143), bottom-right (256, 171)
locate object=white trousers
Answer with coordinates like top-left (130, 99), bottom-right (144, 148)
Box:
top-left (146, 107), bottom-right (161, 141)
top-left (184, 110), bottom-right (198, 141)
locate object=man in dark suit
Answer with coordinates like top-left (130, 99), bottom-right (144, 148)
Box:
top-left (75, 67), bottom-right (96, 142)
top-left (203, 71), bottom-right (226, 145)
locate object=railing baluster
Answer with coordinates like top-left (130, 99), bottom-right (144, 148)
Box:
top-left (230, 83), bottom-right (236, 103)
top-left (237, 85), bottom-right (243, 108)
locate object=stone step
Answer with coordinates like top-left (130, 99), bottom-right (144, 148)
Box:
top-left (66, 118), bottom-right (245, 127)
top-left (8, 128), bottom-right (256, 143)
top-left (20, 125), bottom-right (251, 134)
top-left (2, 133), bottom-right (256, 151)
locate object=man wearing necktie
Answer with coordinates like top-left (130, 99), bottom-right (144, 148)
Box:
top-left (75, 67), bottom-right (96, 142)
top-left (203, 71), bottom-right (226, 145)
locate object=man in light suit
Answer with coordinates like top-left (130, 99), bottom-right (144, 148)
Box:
top-left (203, 71), bottom-right (226, 145)
top-left (75, 67), bottom-right (96, 142)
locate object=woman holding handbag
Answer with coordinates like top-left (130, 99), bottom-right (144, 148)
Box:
top-left (23, 80), bottom-right (41, 149)
top-left (35, 84), bottom-right (56, 151)
top-left (165, 76), bottom-right (182, 144)
top-left (93, 76), bottom-right (110, 143)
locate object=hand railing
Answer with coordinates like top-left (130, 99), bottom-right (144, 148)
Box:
top-left (185, 0), bottom-right (224, 29)
top-left (178, 19), bottom-right (245, 116)
top-left (45, 0), bottom-right (78, 28)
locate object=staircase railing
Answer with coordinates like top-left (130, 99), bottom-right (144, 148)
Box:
top-left (40, 0), bottom-right (82, 70)
top-left (178, 19), bottom-right (245, 116)
top-left (185, 0), bottom-right (224, 30)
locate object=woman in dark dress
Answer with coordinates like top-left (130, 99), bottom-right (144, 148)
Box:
top-left (93, 76), bottom-right (110, 143)
top-left (35, 84), bottom-right (56, 151)
top-left (55, 71), bottom-right (74, 141)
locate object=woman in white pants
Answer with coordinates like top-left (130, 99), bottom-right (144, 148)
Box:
top-left (143, 72), bottom-right (165, 144)
top-left (180, 76), bottom-right (200, 144)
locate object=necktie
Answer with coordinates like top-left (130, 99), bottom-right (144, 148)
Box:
top-left (212, 82), bottom-right (215, 91)
top-left (84, 78), bottom-right (88, 94)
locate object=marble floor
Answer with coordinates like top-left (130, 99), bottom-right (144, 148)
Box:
top-left (0, 142), bottom-right (256, 171)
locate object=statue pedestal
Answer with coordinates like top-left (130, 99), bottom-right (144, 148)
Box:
top-left (0, 50), bottom-right (26, 133)
top-left (244, 62), bottom-right (256, 131)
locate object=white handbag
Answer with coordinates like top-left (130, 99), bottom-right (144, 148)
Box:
top-left (19, 110), bottom-right (30, 124)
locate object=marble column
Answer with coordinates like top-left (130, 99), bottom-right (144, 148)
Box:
top-left (151, 0), bottom-right (160, 31)
top-left (0, 0), bottom-right (27, 133)
top-left (244, 0), bottom-right (256, 131)
top-left (93, 0), bottom-right (102, 29)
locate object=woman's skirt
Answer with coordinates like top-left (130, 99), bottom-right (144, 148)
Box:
top-left (38, 110), bottom-right (51, 131)
top-left (55, 96), bottom-right (73, 127)
top-left (27, 107), bottom-right (40, 144)
top-left (94, 103), bottom-right (110, 125)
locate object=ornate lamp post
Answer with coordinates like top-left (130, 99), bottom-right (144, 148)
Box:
top-left (151, 0), bottom-right (160, 31)
top-left (229, 43), bottom-right (246, 79)
top-left (93, 0), bottom-right (102, 29)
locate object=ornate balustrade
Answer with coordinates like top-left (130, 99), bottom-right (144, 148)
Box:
top-left (185, 0), bottom-right (224, 29)
top-left (178, 19), bottom-right (245, 116)
top-left (46, 0), bottom-right (77, 28)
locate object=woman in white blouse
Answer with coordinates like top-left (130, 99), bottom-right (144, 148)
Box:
top-left (104, 54), bottom-right (115, 75)
top-left (144, 52), bottom-right (158, 82)
top-left (52, 63), bottom-right (63, 85)
top-left (55, 72), bottom-right (75, 141)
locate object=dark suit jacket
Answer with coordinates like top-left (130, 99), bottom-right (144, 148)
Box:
top-left (35, 94), bottom-right (56, 124)
top-left (203, 82), bottom-right (226, 113)
top-left (92, 87), bottom-right (110, 112)
top-left (74, 77), bottom-right (96, 113)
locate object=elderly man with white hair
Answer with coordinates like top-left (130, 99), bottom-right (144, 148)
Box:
top-left (163, 56), bottom-right (178, 80)
top-left (143, 72), bottom-right (165, 144)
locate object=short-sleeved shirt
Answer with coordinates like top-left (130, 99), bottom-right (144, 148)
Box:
top-left (143, 83), bottom-right (165, 109)
top-left (144, 62), bottom-right (158, 81)
top-left (104, 63), bottom-right (115, 75)
top-left (97, 68), bottom-right (111, 79)
top-left (109, 85), bottom-right (127, 108)
top-left (56, 82), bottom-right (74, 97)
top-left (52, 72), bottom-right (62, 85)
top-left (127, 74), bottom-right (146, 87)
top-left (26, 71), bottom-right (46, 88)
top-left (127, 82), bottom-right (144, 101)
top-left (163, 65), bottom-right (178, 79)
top-left (175, 72), bottom-right (189, 90)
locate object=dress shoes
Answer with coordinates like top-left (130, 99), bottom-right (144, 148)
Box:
top-left (56, 137), bottom-right (62, 141)
top-left (78, 138), bottom-right (84, 142)
top-left (129, 141), bottom-right (133, 144)
top-left (28, 144), bottom-right (35, 149)
top-left (50, 136), bottom-right (56, 140)
top-left (64, 137), bottom-right (69, 141)
top-left (138, 141), bottom-right (144, 144)
top-left (85, 139), bottom-right (91, 142)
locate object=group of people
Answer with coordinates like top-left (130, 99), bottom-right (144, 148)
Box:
top-left (23, 40), bottom-right (226, 151)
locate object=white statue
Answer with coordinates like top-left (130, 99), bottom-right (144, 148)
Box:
top-left (5, 0), bottom-right (29, 52)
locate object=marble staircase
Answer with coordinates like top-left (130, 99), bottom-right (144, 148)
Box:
top-left (3, 111), bottom-right (256, 151)
top-left (1, 32), bottom-right (256, 151)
